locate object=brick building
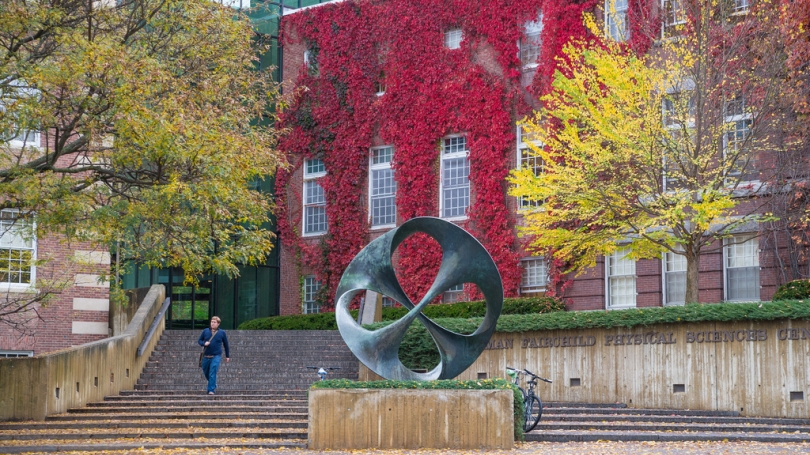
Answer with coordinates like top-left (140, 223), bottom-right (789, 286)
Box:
top-left (0, 133), bottom-right (112, 357)
top-left (275, 0), bottom-right (806, 315)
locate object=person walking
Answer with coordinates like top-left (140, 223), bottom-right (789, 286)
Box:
top-left (198, 316), bottom-right (230, 395)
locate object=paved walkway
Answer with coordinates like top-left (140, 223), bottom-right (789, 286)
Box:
top-left (37, 441), bottom-right (810, 454)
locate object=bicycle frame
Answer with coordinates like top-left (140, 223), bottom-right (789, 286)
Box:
top-left (506, 367), bottom-right (552, 432)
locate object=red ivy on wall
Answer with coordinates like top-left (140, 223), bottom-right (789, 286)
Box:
top-left (276, 0), bottom-right (601, 308)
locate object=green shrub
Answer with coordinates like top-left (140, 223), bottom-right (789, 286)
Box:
top-left (238, 296), bottom-right (564, 330)
top-left (380, 295), bottom-right (565, 320)
top-left (237, 310), bottom-right (358, 330)
top-left (773, 280), bottom-right (810, 301)
top-left (311, 378), bottom-right (525, 441)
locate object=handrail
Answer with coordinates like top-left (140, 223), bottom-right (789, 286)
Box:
top-left (136, 297), bottom-right (171, 357)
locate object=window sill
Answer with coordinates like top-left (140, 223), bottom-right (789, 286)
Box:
top-left (0, 283), bottom-right (36, 293)
top-left (369, 224), bottom-right (396, 231)
top-left (440, 215), bottom-right (468, 222)
top-left (302, 231), bottom-right (327, 238)
top-left (607, 305), bottom-right (637, 310)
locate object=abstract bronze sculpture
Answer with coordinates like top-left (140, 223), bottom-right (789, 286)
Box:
top-left (335, 217), bottom-right (503, 380)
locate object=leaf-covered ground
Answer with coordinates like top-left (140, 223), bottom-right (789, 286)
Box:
top-left (17, 441), bottom-right (810, 454)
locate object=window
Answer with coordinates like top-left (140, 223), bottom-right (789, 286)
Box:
top-left (662, 0), bottom-right (686, 34)
top-left (606, 248), bottom-right (636, 308)
top-left (304, 48), bottom-right (318, 76)
top-left (303, 276), bottom-right (322, 314)
top-left (663, 250), bottom-right (686, 305)
top-left (520, 16), bottom-right (543, 68)
top-left (521, 258), bottom-right (548, 293)
top-left (605, 0), bottom-right (630, 41)
top-left (440, 135), bottom-right (470, 219)
top-left (443, 283), bottom-right (464, 303)
top-left (0, 210), bottom-right (35, 287)
top-left (0, 350), bottom-right (33, 358)
top-left (662, 91), bottom-right (695, 191)
top-left (732, 0), bottom-right (749, 14)
top-left (1, 83), bottom-right (41, 149)
top-left (375, 72), bottom-right (386, 96)
top-left (519, 15), bottom-right (543, 86)
top-left (724, 95), bottom-right (756, 183)
top-left (444, 29), bottom-right (463, 49)
top-left (369, 146), bottom-right (396, 228)
top-left (725, 235), bottom-right (759, 301)
top-left (303, 159), bottom-right (327, 235)
top-left (214, 0), bottom-right (250, 8)
top-left (517, 125), bottom-right (544, 208)
top-left (382, 296), bottom-right (398, 308)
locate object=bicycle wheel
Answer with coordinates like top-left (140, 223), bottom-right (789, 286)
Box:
top-left (523, 395), bottom-right (542, 432)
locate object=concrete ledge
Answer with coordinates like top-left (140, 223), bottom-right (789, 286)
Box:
top-left (308, 388), bottom-right (513, 449)
top-left (0, 285), bottom-right (165, 421)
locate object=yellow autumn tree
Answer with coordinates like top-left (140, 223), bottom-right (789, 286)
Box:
top-left (509, 5), bottom-right (793, 304)
top-left (0, 0), bottom-right (284, 327)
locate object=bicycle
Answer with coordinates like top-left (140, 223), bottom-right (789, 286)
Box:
top-left (506, 366), bottom-right (552, 432)
top-left (307, 365), bottom-right (340, 381)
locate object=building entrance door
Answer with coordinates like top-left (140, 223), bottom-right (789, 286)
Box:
top-left (165, 268), bottom-right (213, 330)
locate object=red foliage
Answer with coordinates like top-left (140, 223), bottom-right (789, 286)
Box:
top-left (277, 0), bottom-right (601, 306)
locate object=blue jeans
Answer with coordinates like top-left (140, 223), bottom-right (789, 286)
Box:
top-left (201, 355), bottom-right (222, 393)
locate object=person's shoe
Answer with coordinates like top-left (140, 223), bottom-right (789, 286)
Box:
top-left (208, 391), bottom-right (215, 395)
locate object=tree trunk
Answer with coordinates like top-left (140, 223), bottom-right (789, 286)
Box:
top-left (684, 246), bottom-right (701, 304)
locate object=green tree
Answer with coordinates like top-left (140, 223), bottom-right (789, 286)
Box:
top-left (509, 6), bottom-right (794, 304)
top-left (0, 0), bottom-right (283, 325)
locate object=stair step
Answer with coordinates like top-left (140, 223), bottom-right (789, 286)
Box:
top-left (525, 430), bottom-right (810, 443)
top-left (46, 412), bottom-right (308, 421)
top-left (0, 430), bottom-right (308, 441)
top-left (0, 440), bottom-right (306, 454)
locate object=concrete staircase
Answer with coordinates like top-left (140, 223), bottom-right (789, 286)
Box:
top-left (0, 330), bottom-right (358, 453)
top-left (527, 402), bottom-right (810, 443)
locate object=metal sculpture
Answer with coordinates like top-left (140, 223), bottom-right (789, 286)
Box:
top-left (335, 217), bottom-right (503, 380)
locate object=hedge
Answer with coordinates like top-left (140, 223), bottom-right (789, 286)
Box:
top-left (363, 299), bottom-right (810, 370)
top-left (237, 296), bottom-right (564, 330)
top-left (773, 280), bottom-right (810, 301)
top-left (310, 378), bottom-right (525, 441)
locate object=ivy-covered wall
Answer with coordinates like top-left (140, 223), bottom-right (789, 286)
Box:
top-left (276, 0), bottom-right (602, 311)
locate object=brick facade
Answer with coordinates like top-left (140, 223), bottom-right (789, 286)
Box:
top-left (276, 2), bottom-right (804, 315)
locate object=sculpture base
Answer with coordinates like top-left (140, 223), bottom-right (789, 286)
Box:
top-left (308, 388), bottom-right (514, 449)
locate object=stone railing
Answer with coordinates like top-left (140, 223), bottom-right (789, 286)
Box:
top-left (0, 284), bottom-right (166, 421)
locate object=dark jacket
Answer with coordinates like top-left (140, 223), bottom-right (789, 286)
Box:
top-left (198, 328), bottom-right (230, 358)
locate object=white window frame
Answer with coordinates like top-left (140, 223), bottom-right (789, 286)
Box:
top-left (605, 0), bottom-right (630, 42)
top-left (521, 257), bottom-right (548, 294)
top-left (723, 95), bottom-right (756, 185)
top-left (442, 283), bottom-right (464, 303)
top-left (440, 134), bottom-right (470, 220)
top-left (369, 145), bottom-right (396, 229)
top-left (662, 89), bottom-right (695, 191)
top-left (214, 0), bottom-right (250, 8)
top-left (444, 29), bottom-right (463, 49)
top-left (375, 71), bottom-right (386, 96)
top-left (516, 124), bottom-right (544, 209)
top-left (732, 0), bottom-right (750, 14)
top-left (2, 83), bottom-right (41, 150)
top-left (303, 48), bottom-right (318, 76)
top-left (0, 209), bottom-right (36, 291)
top-left (662, 249), bottom-right (686, 306)
top-left (723, 235), bottom-right (760, 302)
top-left (606, 248), bottom-right (636, 309)
top-left (520, 15), bottom-right (543, 70)
top-left (382, 296), bottom-right (397, 308)
top-left (662, 0), bottom-right (686, 36)
top-left (0, 350), bottom-right (33, 358)
top-left (302, 159), bottom-right (327, 236)
top-left (302, 275), bottom-right (322, 314)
